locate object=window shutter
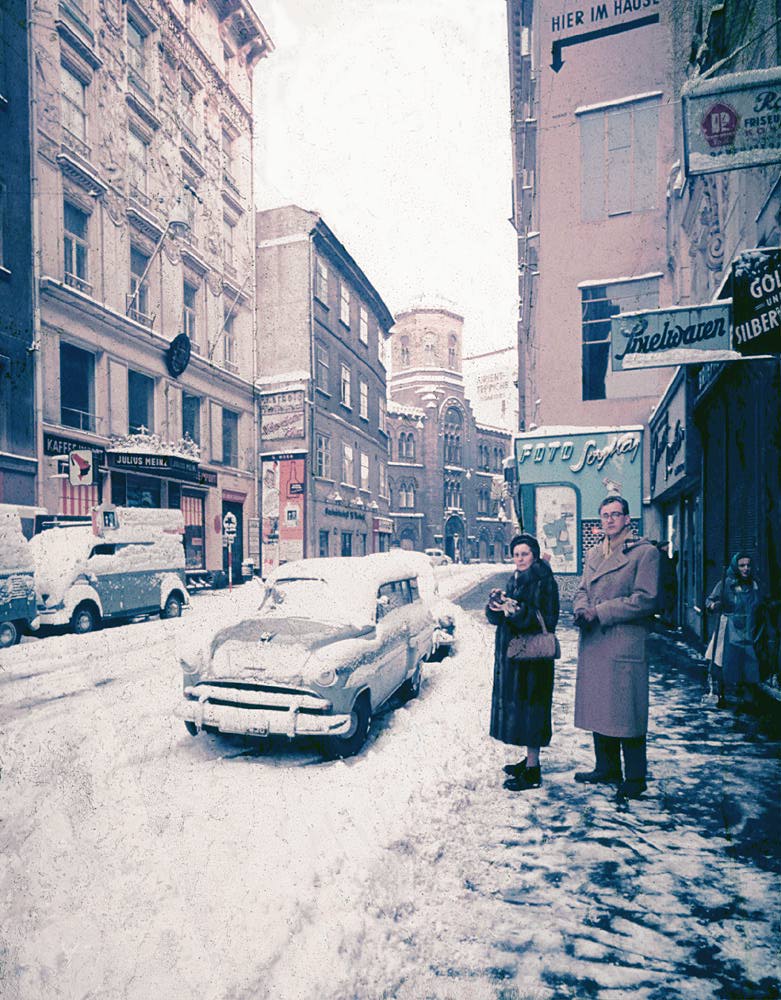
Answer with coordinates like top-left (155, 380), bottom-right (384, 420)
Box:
top-left (108, 359), bottom-right (128, 435)
top-left (210, 401), bottom-right (222, 462)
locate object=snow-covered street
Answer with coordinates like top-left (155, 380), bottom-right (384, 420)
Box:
top-left (1, 565), bottom-right (780, 1000)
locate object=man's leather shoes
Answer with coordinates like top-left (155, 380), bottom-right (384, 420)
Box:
top-left (574, 769), bottom-right (622, 784)
top-left (616, 779), bottom-right (647, 801)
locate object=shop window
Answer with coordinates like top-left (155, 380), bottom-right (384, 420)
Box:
top-left (341, 531), bottom-right (352, 557)
top-left (222, 408), bottom-right (239, 466)
top-left (125, 473), bottom-right (161, 508)
top-left (319, 529), bottom-right (330, 558)
top-left (128, 368), bottom-right (154, 433)
top-left (182, 392), bottom-right (200, 445)
top-left (60, 342), bottom-right (96, 432)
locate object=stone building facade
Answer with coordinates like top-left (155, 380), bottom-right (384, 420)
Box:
top-left (255, 205), bottom-right (394, 574)
top-left (0, 0), bottom-right (37, 523)
top-left (30, 0), bottom-right (271, 575)
top-left (387, 307), bottom-right (513, 562)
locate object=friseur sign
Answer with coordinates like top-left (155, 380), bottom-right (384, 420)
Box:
top-left (611, 302), bottom-right (739, 371)
top-left (683, 66), bottom-right (781, 176)
top-left (731, 247), bottom-right (781, 357)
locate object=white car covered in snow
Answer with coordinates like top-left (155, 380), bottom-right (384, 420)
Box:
top-left (178, 553), bottom-right (438, 758)
top-left (30, 507), bottom-right (189, 634)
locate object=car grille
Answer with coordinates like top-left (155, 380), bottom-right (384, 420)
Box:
top-left (186, 681), bottom-right (331, 714)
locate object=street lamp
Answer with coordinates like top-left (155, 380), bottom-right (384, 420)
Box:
top-left (126, 194), bottom-right (191, 319)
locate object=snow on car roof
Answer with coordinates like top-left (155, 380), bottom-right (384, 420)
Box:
top-left (267, 553), bottom-right (429, 593)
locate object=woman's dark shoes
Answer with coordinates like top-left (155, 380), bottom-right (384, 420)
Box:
top-left (503, 765), bottom-right (541, 791)
top-left (502, 759), bottom-right (527, 777)
top-left (616, 778), bottom-right (647, 801)
top-left (574, 769), bottom-right (622, 784)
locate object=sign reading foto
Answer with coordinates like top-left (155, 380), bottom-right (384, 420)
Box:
top-left (731, 247), bottom-right (781, 357)
top-left (611, 302), bottom-right (739, 371)
top-left (683, 66), bottom-right (781, 176)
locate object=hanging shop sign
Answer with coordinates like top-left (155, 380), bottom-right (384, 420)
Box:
top-left (610, 302), bottom-right (739, 370)
top-left (649, 373), bottom-right (689, 498)
top-left (682, 67), bottom-right (781, 176)
top-left (44, 432), bottom-right (106, 463)
top-left (166, 333), bottom-right (192, 378)
top-left (260, 390), bottom-right (306, 441)
top-left (731, 247), bottom-right (781, 357)
top-left (107, 451), bottom-right (200, 483)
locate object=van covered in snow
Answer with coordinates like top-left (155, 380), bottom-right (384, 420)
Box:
top-left (0, 510), bottom-right (38, 647)
top-left (31, 506), bottom-right (189, 634)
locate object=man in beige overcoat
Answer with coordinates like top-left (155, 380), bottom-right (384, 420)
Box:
top-left (573, 495), bottom-right (660, 801)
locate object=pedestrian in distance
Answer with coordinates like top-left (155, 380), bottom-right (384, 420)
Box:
top-left (705, 552), bottom-right (764, 708)
top-left (573, 496), bottom-right (660, 802)
top-left (486, 533), bottom-right (560, 792)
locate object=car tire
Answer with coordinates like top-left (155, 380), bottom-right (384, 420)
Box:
top-left (321, 693), bottom-right (372, 759)
top-left (162, 594), bottom-right (183, 619)
top-left (184, 721), bottom-right (198, 737)
top-left (399, 662), bottom-right (422, 701)
top-left (71, 603), bottom-right (99, 635)
top-left (0, 621), bottom-right (18, 648)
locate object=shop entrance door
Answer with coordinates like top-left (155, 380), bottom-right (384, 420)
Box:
top-left (222, 500), bottom-right (244, 577)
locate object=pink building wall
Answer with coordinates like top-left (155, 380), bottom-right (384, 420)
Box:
top-left (531, 0), bottom-right (676, 428)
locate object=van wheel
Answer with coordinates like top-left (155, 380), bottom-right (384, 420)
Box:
top-left (162, 594), bottom-right (183, 619)
top-left (71, 603), bottom-right (99, 635)
top-left (399, 662), bottom-right (422, 702)
top-left (0, 621), bottom-right (18, 648)
top-left (184, 721), bottom-right (198, 737)
top-left (321, 694), bottom-right (371, 759)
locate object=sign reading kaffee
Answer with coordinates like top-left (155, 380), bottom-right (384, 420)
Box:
top-left (682, 66), bottom-right (781, 176)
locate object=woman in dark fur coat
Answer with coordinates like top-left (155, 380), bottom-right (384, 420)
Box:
top-left (486, 533), bottom-right (560, 791)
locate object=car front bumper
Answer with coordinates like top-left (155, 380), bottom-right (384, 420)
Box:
top-left (177, 684), bottom-right (353, 739)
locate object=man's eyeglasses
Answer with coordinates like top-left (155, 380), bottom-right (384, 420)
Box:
top-left (600, 512), bottom-right (626, 521)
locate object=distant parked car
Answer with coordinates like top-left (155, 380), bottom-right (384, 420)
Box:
top-left (0, 510), bottom-right (38, 647)
top-left (30, 506), bottom-right (189, 634)
top-left (178, 554), bottom-right (437, 758)
top-left (424, 547), bottom-right (452, 567)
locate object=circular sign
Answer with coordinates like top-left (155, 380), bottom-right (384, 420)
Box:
top-left (166, 333), bottom-right (192, 378)
top-left (700, 101), bottom-right (739, 149)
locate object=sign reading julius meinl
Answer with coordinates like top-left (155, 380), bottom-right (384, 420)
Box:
top-left (731, 247), bottom-right (781, 357)
top-left (683, 66), bottom-right (781, 176)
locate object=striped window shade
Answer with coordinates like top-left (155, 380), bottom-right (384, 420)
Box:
top-left (60, 479), bottom-right (99, 516)
top-left (181, 492), bottom-right (204, 526)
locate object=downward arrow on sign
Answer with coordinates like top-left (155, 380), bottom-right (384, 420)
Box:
top-left (550, 13), bottom-right (660, 73)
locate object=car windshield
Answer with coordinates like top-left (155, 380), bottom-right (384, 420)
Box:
top-left (259, 577), bottom-right (372, 626)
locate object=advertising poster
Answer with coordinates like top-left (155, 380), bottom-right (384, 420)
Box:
top-left (261, 455), bottom-right (306, 576)
top-left (731, 247), bottom-right (781, 357)
top-left (535, 484), bottom-right (578, 575)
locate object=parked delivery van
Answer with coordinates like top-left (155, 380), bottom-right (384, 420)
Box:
top-left (0, 510), bottom-right (39, 647)
top-left (30, 506), bottom-right (189, 634)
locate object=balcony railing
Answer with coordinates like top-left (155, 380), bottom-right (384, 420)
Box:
top-left (61, 406), bottom-right (98, 432)
top-left (64, 271), bottom-right (92, 295)
top-left (126, 294), bottom-right (154, 328)
top-left (61, 127), bottom-right (91, 161)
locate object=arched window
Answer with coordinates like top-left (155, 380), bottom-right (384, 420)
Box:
top-left (448, 334), bottom-right (457, 369)
top-left (407, 433), bottom-right (415, 461)
top-left (400, 336), bottom-right (410, 367)
top-left (444, 406), bottom-right (463, 465)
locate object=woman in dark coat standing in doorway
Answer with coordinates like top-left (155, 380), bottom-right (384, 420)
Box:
top-left (486, 533), bottom-right (560, 791)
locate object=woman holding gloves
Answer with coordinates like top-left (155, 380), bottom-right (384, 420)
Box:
top-left (486, 533), bottom-right (560, 791)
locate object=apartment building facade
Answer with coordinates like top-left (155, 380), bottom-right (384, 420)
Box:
top-left (30, 0), bottom-right (271, 574)
top-left (507, 0), bottom-right (675, 433)
top-left (0, 0), bottom-right (37, 524)
top-left (387, 307), bottom-right (513, 562)
top-left (255, 206), bottom-right (394, 573)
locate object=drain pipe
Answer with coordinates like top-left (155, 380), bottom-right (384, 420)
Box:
top-left (27, 0), bottom-right (45, 508)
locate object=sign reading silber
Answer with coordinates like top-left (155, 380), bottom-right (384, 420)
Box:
top-left (683, 66), bottom-right (781, 176)
top-left (611, 302), bottom-right (739, 370)
top-left (731, 247), bottom-right (781, 357)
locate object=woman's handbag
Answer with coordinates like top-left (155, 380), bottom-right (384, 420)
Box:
top-left (507, 611), bottom-right (561, 661)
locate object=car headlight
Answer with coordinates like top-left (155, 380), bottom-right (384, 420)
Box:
top-left (315, 667), bottom-right (337, 687)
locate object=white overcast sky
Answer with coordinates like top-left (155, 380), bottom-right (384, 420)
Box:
top-left (252, 0), bottom-right (518, 356)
